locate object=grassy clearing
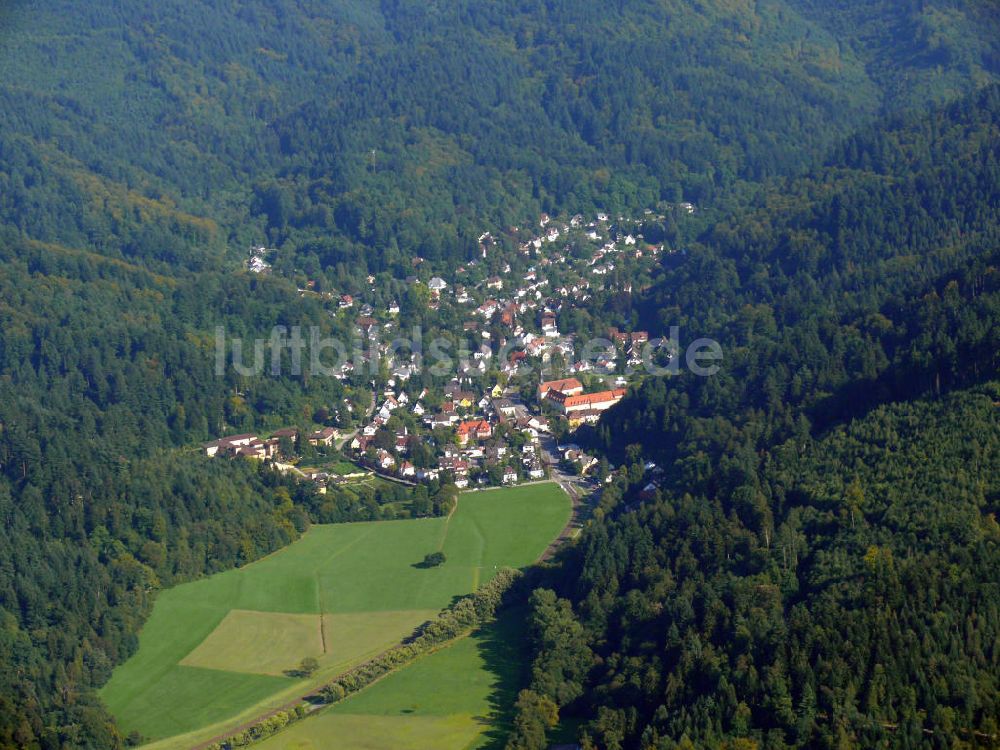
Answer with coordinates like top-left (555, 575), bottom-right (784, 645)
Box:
top-left (256, 607), bottom-right (531, 750)
top-left (102, 483), bottom-right (569, 747)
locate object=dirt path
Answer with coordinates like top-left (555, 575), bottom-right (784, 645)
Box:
top-left (538, 479), bottom-right (585, 562)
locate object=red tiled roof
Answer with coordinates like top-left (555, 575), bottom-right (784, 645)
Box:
top-left (456, 420), bottom-right (491, 435)
top-left (538, 377), bottom-right (583, 395)
top-left (553, 388), bottom-right (626, 408)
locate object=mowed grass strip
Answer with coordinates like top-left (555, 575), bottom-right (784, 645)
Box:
top-left (102, 483), bottom-right (570, 745)
top-left (180, 610), bottom-right (324, 676)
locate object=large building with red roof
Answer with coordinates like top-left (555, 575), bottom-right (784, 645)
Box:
top-left (537, 377), bottom-right (584, 400)
top-left (547, 388), bottom-right (626, 415)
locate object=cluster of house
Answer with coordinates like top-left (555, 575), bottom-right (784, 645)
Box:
top-left (201, 370), bottom-right (624, 494)
top-left (263, 207), bottom-right (688, 393)
top-left (436, 440), bottom-right (547, 488)
top-left (339, 371), bottom-right (632, 487)
top-left (454, 212), bottom-right (665, 323)
top-left (478, 213), bottom-right (677, 372)
top-left (346, 381), bottom-right (551, 488)
top-left (444, 306), bottom-right (657, 382)
top-left (202, 426), bottom-right (337, 460)
top-left (349, 380), bottom-right (548, 487)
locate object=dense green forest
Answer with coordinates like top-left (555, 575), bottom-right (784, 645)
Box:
top-left (2, 0), bottom-right (998, 283)
top-left (597, 85), bottom-right (1000, 475)
top-left (520, 383), bottom-right (1000, 749)
top-left (509, 86), bottom-right (1000, 749)
top-left (0, 1), bottom-right (998, 748)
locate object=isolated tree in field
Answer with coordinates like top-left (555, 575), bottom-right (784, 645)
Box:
top-left (297, 656), bottom-right (319, 677)
top-left (422, 551), bottom-right (446, 567)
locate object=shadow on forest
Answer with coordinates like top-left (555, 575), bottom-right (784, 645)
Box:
top-left (472, 605), bottom-right (532, 750)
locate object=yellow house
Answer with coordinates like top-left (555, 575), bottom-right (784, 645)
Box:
top-left (491, 384), bottom-right (504, 398)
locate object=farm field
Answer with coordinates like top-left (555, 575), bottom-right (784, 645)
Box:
top-left (255, 606), bottom-right (529, 750)
top-left (101, 482), bottom-right (570, 749)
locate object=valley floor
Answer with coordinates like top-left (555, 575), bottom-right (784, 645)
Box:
top-left (100, 483), bottom-right (570, 749)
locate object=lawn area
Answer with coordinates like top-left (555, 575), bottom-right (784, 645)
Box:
top-left (326, 460), bottom-right (364, 476)
top-left (102, 482), bottom-right (569, 748)
top-left (255, 606), bottom-right (531, 750)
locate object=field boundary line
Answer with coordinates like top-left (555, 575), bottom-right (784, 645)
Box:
top-left (435, 491), bottom-right (460, 552)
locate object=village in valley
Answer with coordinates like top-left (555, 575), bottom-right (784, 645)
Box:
top-left (218, 208), bottom-right (691, 502)
top-left (202, 373), bottom-right (618, 496)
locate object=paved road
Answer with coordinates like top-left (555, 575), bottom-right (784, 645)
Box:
top-left (536, 432), bottom-right (596, 559)
top-left (538, 433), bottom-right (588, 496)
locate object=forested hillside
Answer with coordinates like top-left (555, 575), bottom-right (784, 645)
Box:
top-left (511, 85), bottom-right (1000, 750)
top-left (0, 1), bottom-right (998, 748)
top-left (0, 229), bottom-right (355, 747)
top-left (2, 0), bottom-right (998, 282)
top-left (522, 383), bottom-right (1000, 749)
top-left (599, 85), bottom-right (1000, 480)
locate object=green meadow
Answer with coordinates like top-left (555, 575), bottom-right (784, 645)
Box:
top-left (256, 607), bottom-right (530, 750)
top-left (101, 483), bottom-right (570, 748)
